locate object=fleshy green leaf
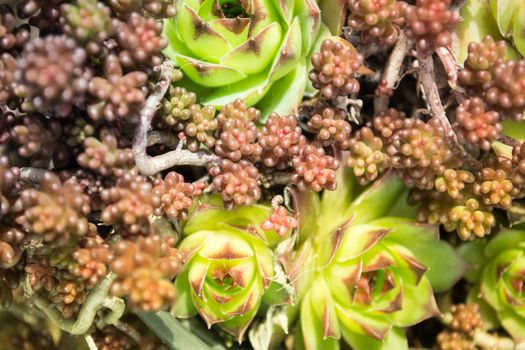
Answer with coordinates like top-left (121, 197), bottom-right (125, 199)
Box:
top-left (512, 1), bottom-right (525, 56)
top-left (268, 17), bottom-right (303, 82)
top-left (176, 55), bottom-right (246, 87)
top-left (202, 73), bottom-right (271, 107)
top-left (485, 230), bottom-right (525, 258)
top-left (138, 311), bottom-right (227, 350)
top-left (348, 173), bottom-right (405, 226)
top-left (376, 218), bottom-right (466, 292)
top-left (177, 4), bottom-right (232, 61)
top-left (317, 0), bottom-right (346, 35)
top-left (458, 239), bottom-right (488, 282)
top-left (341, 326), bottom-right (408, 350)
top-left (490, 0), bottom-right (519, 36)
top-left (299, 290), bottom-right (340, 350)
top-left (294, 0), bottom-right (321, 54)
top-left (221, 22), bottom-right (282, 74)
top-left (257, 60), bottom-right (307, 121)
top-left (171, 268), bottom-right (198, 318)
top-left (390, 278), bottom-right (439, 327)
top-left (499, 308), bottom-right (525, 341)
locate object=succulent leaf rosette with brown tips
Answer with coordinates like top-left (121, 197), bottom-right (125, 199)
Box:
top-left (162, 0), bottom-right (329, 120)
top-left (287, 168), bottom-right (466, 350)
top-left (460, 229), bottom-right (525, 341)
top-left (171, 195), bottom-right (291, 342)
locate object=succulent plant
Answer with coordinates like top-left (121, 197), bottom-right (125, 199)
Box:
top-left (454, 97), bottom-right (502, 151)
top-left (404, 0), bottom-right (461, 55)
top-left (215, 99), bottom-right (262, 162)
top-left (348, 0), bottom-right (407, 45)
top-left (460, 229), bottom-right (525, 341)
top-left (209, 159), bottom-right (261, 208)
top-left (257, 112), bottom-right (306, 169)
top-left (87, 55), bottom-right (148, 122)
top-left (111, 235), bottom-right (182, 311)
top-left (14, 173), bottom-right (90, 246)
top-left (309, 38), bottom-right (363, 100)
top-left (100, 173), bottom-right (155, 238)
top-left (77, 128), bottom-right (134, 177)
top-left (287, 169), bottom-right (465, 349)
top-left (291, 144), bottom-right (339, 191)
top-left (307, 102), bottom-right (352, 149)
top-left (14, 35), bottom-right (93, 117)
top-left (172, 195), bottom-right (291, 342)
top-left (60, 0), bottom-right (114, 55)
top-left (162, 0), bottom-right (328, 118)
top-left (114, 12), bottom-right (167, 69)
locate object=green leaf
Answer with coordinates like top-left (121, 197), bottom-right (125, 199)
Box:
top-left (171, 268), bottom-right (198, 318)
top-left (467, 286), bottom-right (501, 330)
top-left (176, 55), bottom-right (247, 87)
top-left (299, 290), bottom-right (340, 350)
top-left (499, 308), bottom-right (525, 341)
top-left (348, 174), bottom-right (405, 226)
top-left (177, 4), bottom-right (232, 62)
top-left (457, 0), bottom-right (503, 62)
top-left (341, 326), bottom-right (408, 350)
top-left (490, 0), bottom-right (519, 36)
top-left (202, 73), bottom-right (271, 107)
top-left (221, 22), bottom-right (282, 74)
top-left (376, 218), bottom-right (466, 292)
top-left (390, 278), bottom-right (439, 327)
top-left (208, 18), bottom-right (250, 47)
top-left (294, 0), bottom-right (321, 54)
top-left (257, 60), bottom-right (307, 121)
top-left (268, 17), bottom-right (303, 82)
top-left (485, 230), bottom-right (525, 257)
top-left (317, 0), bottom-right (346, 35)
top-left (458, 239), bottom-right (487, 282)
top-left (502, 119), bottom-right (525, 139)
top-left (512, 1), bottom-right (525, 56)
top-left (137, 311), bottom-right (229, 350)
top-left (336, 224), bottom-right (389, 263)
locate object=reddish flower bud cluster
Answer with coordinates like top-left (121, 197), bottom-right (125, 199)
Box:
top-left (454, 97), bottom-right (501, 151)
top-left (101, 173), bottom-right (154, 238)
top-left (14, 173), bottom-right (90, 245)
top-left (308, 102), bottom-right (352, 149)
top-left (291, 145), bottom-right (339, 192)
top-left (87, 55), bottom-right (147, 122)
top-left (209, 159), bottom-right (261, 207)
top-left (404, 0), bottom-right (460, 55)
top-left (309, 39), bottom-right (363, 99)
top-left (152, 172), bottom-right (196, 220)
top-left (78, 129), bottom-right (134, 177)
top-left (258, 113), bottom-right (306, 169)
top-left (261, 206), bottom-right (298, 237)
top-left (14, 35), bottom-right (93, 117)
top-left (347, 0), bottom-right (407, 45)
top-left (215, 99), bottom-right (262, 162)
top-left (113, 12), bottom-right (167, 69)
top-left (110, 235), bottom-right (182, 311)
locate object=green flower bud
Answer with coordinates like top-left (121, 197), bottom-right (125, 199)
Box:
top-left (162, 0), bottom-right (329, 119)
top-left (171, 195), bottom-right (290, 342)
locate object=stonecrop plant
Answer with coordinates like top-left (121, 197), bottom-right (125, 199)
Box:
top-left (3, 0), bottom-right (525, 349)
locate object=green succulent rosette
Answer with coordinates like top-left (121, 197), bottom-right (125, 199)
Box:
top-left (460, 229), bottom-right (525, 341)
top-left (286, 168), bottom-right (466, 350)
top-left (162, 0), bottom-right (328, 119)
top-left (171, 196), bottom-right (290, 342)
